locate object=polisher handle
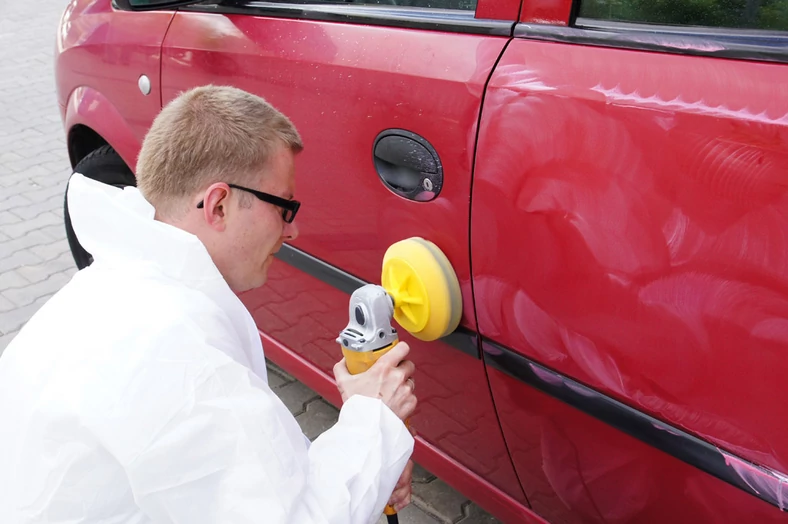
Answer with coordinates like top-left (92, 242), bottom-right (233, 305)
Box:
top-left (341, 341), bottom-right (396, 374)
top-left (341, 341), bottom-right (411, 431)
top-left (341, 341), bottom-right (410, 518)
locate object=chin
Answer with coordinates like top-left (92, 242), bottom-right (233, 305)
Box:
top-left (254, 270), bottom-right (270, 289)
top-left (236, 261), bottom-right (271, 293)
top-left (230, 274), bottom-right (267, 294)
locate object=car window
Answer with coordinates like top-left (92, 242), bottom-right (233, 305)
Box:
top-left (577, 0), bottom-right (788, 31)
top-left (298, 0), bottom-right (476, 9)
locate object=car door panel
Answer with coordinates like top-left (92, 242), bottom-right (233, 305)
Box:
top-left (484, 354), bottom-right (786, 523)
top-left (160, 6), bottom-right (526, 508)
top-left (472, 38), bottom-right (788, 521)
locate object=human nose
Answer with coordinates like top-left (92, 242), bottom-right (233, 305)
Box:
top-left (283, 219), bottom-right (298, 241)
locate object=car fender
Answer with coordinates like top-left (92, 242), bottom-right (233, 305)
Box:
top-left (64, 86), bottom-right (140, 174)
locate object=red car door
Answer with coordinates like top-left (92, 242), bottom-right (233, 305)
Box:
top-left (159, 1), bottom-right (530, 520)
top-left (472, 0), bottom-right (788, 522)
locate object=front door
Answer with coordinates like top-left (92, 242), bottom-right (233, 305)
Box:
top-left (160, 0), bottom-right (528, 516)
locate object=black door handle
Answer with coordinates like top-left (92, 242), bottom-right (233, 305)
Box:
top-left (373, 129), bottom-right (443, 202)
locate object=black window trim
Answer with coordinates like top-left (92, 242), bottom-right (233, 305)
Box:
top-left (178, 1), bottom-right (515, 36)
top-left (514, 16), bottom-right (788, 64)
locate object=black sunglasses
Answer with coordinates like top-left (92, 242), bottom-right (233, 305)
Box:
top-left (197, 183), bottom-right (300, 224)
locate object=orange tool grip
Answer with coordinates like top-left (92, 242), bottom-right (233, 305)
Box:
top-left (341, 340), bottom-right (409, 517)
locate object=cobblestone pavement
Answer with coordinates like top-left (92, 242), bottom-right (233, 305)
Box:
top-left (0, 1), bottom-right (500, 523)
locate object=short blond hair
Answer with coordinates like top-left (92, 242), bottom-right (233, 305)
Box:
top-left (135, 85), bottom-right (302, 215)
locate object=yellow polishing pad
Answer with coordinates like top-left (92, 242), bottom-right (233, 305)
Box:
top-left (381, 237), bottom-right (462, 341)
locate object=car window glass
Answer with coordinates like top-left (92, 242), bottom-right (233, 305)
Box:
top-left (578, 0), bottom-right (788, 31)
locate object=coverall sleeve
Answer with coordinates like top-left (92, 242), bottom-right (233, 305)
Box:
top-left (122, 354), bottom-right (414, 524)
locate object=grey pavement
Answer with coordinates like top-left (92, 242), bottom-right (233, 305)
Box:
top-left (0, 1), bottom-right (499, 523)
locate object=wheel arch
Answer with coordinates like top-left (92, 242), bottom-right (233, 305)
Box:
top-left (64, 86), bottom-right (141, 175)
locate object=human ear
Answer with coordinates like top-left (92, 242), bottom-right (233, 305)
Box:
top-left (199, 183), bottom-right (231, 231)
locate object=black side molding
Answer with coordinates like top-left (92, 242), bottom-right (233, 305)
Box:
top-left (515, 20), bottom-right (788, 64)
top-left (276, 245), bottom-right (787, 508)
top-left (182, 2), bottom-right (515, 37)
top-left (275, 243), bottom-right (365, 296)
top-left (275, 243), bottom-right (480, 359)
top-left (483, 339), bottom-right (788, 511)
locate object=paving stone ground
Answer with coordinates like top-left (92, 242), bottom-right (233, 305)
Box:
top-left (0, 1), bottom-right (500, 522)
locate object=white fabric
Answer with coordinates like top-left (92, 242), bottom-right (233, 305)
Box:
top-left (0, 173), bottom-right (414, 524)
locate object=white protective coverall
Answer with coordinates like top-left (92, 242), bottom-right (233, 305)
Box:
top-left (0, 173), bottom-right (414, 524)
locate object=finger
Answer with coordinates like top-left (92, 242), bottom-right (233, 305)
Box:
top-left (333, 358), bottom-right (351, 380)
top-left (395, 493), bottom-right (412, 512)
top-left (395, 461), bottom-right (413, 489)
top-left (390, 393), bottom-right (417, 421)
top-left (389, 460), bottom-right (414, 506)
top-left (389, 380), bottom-right (416, 407)
top-left (388, 490), bottom-right (405, 507)
top-left (401, 395), bottom-right (418, 420)
top-left (390, 487), bottom-right (412, 511)
top-left (396, 359), bottom-right (416, 379)
top-left (388, 483), bottom-right (411, 505)
top-left (401, 460), bottom-right (414, 484)
top-left (376, 341), bottom-right (410, 368)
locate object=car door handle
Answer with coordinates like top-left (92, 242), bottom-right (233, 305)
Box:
top-left (373, 129), bottom-right (443, 202)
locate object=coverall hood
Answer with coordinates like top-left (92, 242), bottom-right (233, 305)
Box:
top-left (67, 172), bottom-right (220, 283)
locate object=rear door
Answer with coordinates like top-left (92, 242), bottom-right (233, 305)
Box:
top-left (472, 0), bottom-right (788, 522)
top-left (159, 0), bottom-right (529, 517)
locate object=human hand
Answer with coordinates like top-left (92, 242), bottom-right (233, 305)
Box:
top-left (387, 459), bottom-right (414, 512)
top-left (333, 342), bottom-right (417, 421)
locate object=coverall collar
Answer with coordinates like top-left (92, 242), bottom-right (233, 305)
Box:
top-left (66, 172), bottom-right (270, 381)
top-left (66, 173), bottom-right (224, 284)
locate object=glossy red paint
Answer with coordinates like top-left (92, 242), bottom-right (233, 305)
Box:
top-left (55, 2), bottom-right (529, 517)
top-left (476, 0), bottom-right (521, 22)
top-left (238, 254), bottom-right (527, 508)
top-left (486, 365), bottom-right (788, 523)
top-left (519, 0), bottom-right (573, 24)
top-left (55, 0), bottom-right (174, 165)
top-left (258, 318), bottom-right (545, 523)
top-left (160, 12), bottom-right (499, 330)
top-left (62, 87), bottom-right (142, 174)
top-left (472, 38), bottom-right (788, 516)
top-left (56, 0), bottom-right (788, 521)
top-left (165, 12), bottom-right (527, 504)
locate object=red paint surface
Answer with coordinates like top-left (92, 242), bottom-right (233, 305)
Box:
top-left (62, 87), bottom-right (144, 174)
top-left (486, 365), bottom-right (787, 523)
top-left (239, 257), bottom-right (527, 510)
top-left (55, 0), bottom-right (174, 163)
top-left (259, 327), bottom-right (545, 523)
top-left (56, 1), bottom-right (788, 521)
top-left (161, 11), bottom-right (524, 510)
top-left (476, 0), bottom-right (521, 21)
top-left (472, 39), bottom-right (788, 518)
top-left (519, 0), bottom-right (573, 24)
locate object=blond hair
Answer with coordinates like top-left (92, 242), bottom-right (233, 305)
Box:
top-left (135, 85), bottom-right (302, 216)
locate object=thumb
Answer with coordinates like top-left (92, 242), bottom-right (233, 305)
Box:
top-left (333, 357), bottom-right (352, 381)
top-left (376, 341), bottom-right (410, 368)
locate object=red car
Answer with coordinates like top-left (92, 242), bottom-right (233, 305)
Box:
top-left (55, 0), bottom-right (788, 522)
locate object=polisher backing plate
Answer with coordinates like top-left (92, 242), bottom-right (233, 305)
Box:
top-left (381, 237), bottom-right (463, 341)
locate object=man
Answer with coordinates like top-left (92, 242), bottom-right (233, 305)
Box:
top-left (0, 85), bottom-right (417, 524)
